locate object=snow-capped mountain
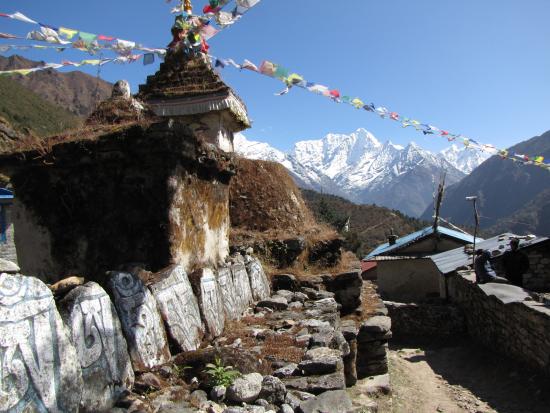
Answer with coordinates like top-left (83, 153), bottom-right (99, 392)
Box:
top-left (439, 144), bottom-right (491, 174)
top-left (234, 129), bottom-right (487, 217)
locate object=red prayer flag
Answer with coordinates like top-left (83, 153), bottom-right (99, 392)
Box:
top-left (98, 35), bottom-right (115, 41)
top-left (0, 13), bottom-right (9, 17)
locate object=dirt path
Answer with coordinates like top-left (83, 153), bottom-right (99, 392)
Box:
top-left (381, 343), bottom-right (550, 413)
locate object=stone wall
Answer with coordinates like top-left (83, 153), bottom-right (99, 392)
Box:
top-left (523, 244), bottom-right (550, 292)
top-left (2, 120), bottom-right (234, 284)
top-left (0, 203), bottom-right (17, 263)
top-left (385, 300), bottom-right (466, 340)
top-left (448, 270), bottom-right (550, 377)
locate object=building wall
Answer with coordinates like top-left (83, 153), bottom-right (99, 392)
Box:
top-left (491, 242), bottom-right (550, 292)
top-left (448, 271), bottom-right (550, 377)
top-left (9, 120), bottom-right (234, 284)
top-left (0, 203), bottom-right (17, 263)
top-left (377, 259), bottom-right (441, 302)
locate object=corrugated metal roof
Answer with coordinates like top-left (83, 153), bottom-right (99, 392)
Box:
top-left (368, 255), bottom-right (429, 261)
top-left (0, 188), bottom-right (13, 199)
top-left (364, 226), bottom-right (479, 260)
top-left (430, 233), bottom-right (549, 275)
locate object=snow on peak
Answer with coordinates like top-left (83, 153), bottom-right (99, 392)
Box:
top-left (439, 144), bottom-right (491, 174)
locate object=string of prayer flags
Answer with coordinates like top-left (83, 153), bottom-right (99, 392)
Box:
top-left (0, 54), bottom-right (143, 77)
top-left (211, 55), bottom-right (550, 172)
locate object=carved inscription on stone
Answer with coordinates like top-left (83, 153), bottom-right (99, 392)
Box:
top-left (246, 258), bottom-right (271, 301)
top-left (198, 269), bottom-right (225, 338)
top-left (231, 263), bottom-right (253, 314)
top-left (59, 282), bottom-right (134, 412)
top-left (0, 273), bottom-right (83, 413)
top-left (149, 265), bottom-right (204, 352)
top-left (107, 272), bottom-right (171, 372)
top-left (217, 266), bottom-right (240, 320)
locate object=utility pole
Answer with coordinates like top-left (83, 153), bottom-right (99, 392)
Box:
top-left (466, 196), bottom-right (479, 268)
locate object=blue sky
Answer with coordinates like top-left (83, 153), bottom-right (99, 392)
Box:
top-left (1, 0), bottom-right (550, 153)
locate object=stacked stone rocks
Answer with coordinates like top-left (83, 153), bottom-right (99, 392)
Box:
top-left (356, 315), bottom-right (392, 378)
top-left (0, 252), bottom-right (270, 412)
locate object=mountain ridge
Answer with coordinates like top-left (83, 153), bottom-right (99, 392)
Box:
top-left (0, 55), bottom-right (112, 117)
top-left (235, 129), bottom-right (489, 217)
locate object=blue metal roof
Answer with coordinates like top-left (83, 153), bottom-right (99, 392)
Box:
top-left (364, 225), bottom-right (479, 260)
top-left (431, 233), bottom-right (549, 275)
top-left (0, 188), bottom-right (13, 199)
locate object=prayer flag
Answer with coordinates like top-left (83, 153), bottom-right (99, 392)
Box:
top-left (59, 27), bottom-right (78, 39)
top-left (259, 60), bottom-right (276, 76)
top-left (9, 12), bottom-right (38, 25)
top-left (143, 53), bottom-right (155, 65)
top-left (79, 32), bottom-right (98, 43)
top-left (0, 33), bottom-right (18, 39)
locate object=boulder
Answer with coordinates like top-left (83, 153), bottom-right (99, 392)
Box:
top-left (149, 265), bottom-right (204, 352)
top-left (218, 266), bottom-right (241, 320)
top-left (223, 406), bottom-right (266, 413)
top-left (273, 363), bottom-right (298, 378)
top-left (257, 296), bottom-right (289, 311)
top-left (322, 271), bottom-right (362, 314)
top-left (58, 282), bottom-right (134, 412)
top-left (0, 273), bottom-right (83, 412)
top-left (298, 347), bottom-right (343, 376)
top-left (283, 372), bottom-right (346, 395)
top-left (285, 390), bottom-right (316, 410)
top-left (49, 276), bottom-right (86, 297)
top-left (363, 373), bottom-right (391, 395)
top-left (272, 274), bottom-right (299, 292)
top-left (358, 316), bottom-right (391, 340)
top-left (0, 257), bottom-right (19, 273)
top-left (107, 271), bottom-right (171, 371)
top-left (274, 289), bottom-right (295, 301)
top-left (246, 257), bottom-right (271, 301)
top-left (190, 268), bottom-right (226, 338)
top-left (226, 372), bottom-right (264, 403)
top-left (280, 404), bottom-right (295, 413)
top-left (296, 390), bottom-right (352, 413)
top-left (258, 375), bottom-right (286, 405)
top-left (210, 385), bottom-right (226, 402)
top-left (231, 262), bottom-right (254, 314)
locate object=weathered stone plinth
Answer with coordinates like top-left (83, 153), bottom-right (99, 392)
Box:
top-left (107, 271), bottom-right (171, 371)
top-left (0, 119), bottom-right (235, 284)
top-left (231, 262), bottom-right (254, 314)
top-left (59, 281), bottom-right (134, 412)
top-left (217, 265), bottom-right (241, 320)
top-left (0, 273), bottom-right (83, 412)
top-left (149, 265), bottom-right (204, 352)
top-left (190, 268), bottom-right (225, 338)
top-left (246, 257), bottom-right (271, 301)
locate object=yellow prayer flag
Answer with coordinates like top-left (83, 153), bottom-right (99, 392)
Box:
top-left (59, 27), bottom-right (78, 39)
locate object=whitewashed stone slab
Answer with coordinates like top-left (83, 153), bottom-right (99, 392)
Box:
top-left (193, 269), bottom-right (225, 338)
top-left (107, 271), bottom-right (171, 371)
top-left (149, 265), bottom-right (204, 352)
top-left (59, 282), bottom-right (134, 412)
top-left (217, 266), bottom-right (240, 320)
top-left (0, 273), bottom-right (83, 412)
top-left (246, 258), bottom-right (271, 301)
top-left (231, 263), bottom-right (254, 315)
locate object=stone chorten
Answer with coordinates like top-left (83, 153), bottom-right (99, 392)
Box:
top-left (138, 49), bottom-right (250, 152)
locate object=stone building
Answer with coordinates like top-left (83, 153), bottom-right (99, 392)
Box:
top-left (364, 225), bottom-right (478, 301)
top-left (0, 48), bottom-right (250, 284)
top-left (0, 187), bottom-right (16, 263)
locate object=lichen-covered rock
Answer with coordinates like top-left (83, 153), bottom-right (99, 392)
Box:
top-left (149, 265), bottom-right (204, 352)
top-left (59, 281), bottom-right (134, 412)
top-left (258, 375), bottom-right (286, 405)
top-left (190, 268), bottom-right (226, 338)
top-left (226, 372), bottom-right (263, 403)
top-left (298, 347), bottom-right (343, 376)
top-left (218, 266), bottom-right (241, 320)
top-left (322, 271), bottom-right (362, 314)
top-left (107, 271), bottom-right (171, 371)
top-left (0, 273), bottom-right (83, 412)
top-left (231, 262), bottom-right (254, 314)
top-left (257, 296), bottom-right (289, 311)
top-left (296, 390), bottom-right (352, 413)
top-left (246, 257), bottom-right (271, 301)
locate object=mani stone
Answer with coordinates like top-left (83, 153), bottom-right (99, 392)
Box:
top-left (0, 273), bottom-right (83, 412)
top-left (217, 266), bottom-right (241, 320)
top-left (149, 265), bottom-right (204, 352)
top-left (246, 257), bottom-right (271, 301)
top-left (191, 268), bottom-right (225, 338)
top-left (59, 282), bottom-right (134, 412)
top-left (107, 271), bottom-right (171, 371)
top-left (231, 262), bottom-right (254, 314)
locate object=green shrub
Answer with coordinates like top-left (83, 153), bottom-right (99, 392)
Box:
top-left (205, 357), bottom-right (241, 387)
